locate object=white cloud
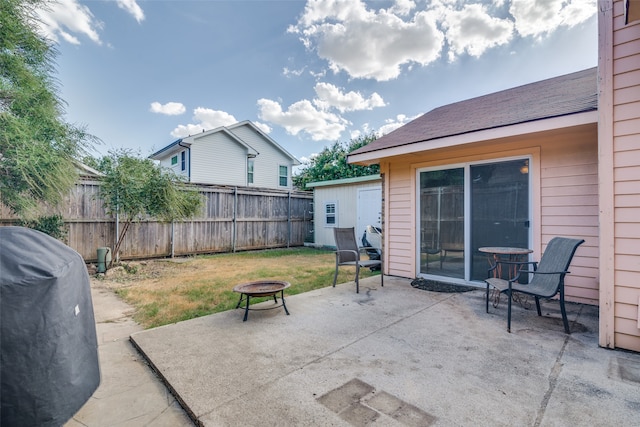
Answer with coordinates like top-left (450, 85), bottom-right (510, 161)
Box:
top-left (289, 0), bottom-right (444, 81)
top-left (257, 83), bottom-right (383, 141)
top-left (257, 98), bottom-right (350, 141)
top-left (35, 0), bottom-right (103, 45)
top-left (313, 83), bottom-right (386, 113)
top-left (171, 108), bottom-right (237, 138)
top-left (150, 102), bottom-right (186, 116)
top-left (442, 4), bottom-right (513, 61)
top-left (378, 113), bottom-right (421, 135)
top-left (283, 67), bottom-right (306, 77)
top-left (117, 0), bottom-right (145, 23)
top-left (253, 121), bottom-right (273, 134)
top-left (510, 0), bottom-right (596, 38)
top-left (290, 0), bottom-right (596, 81)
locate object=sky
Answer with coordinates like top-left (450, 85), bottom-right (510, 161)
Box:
top-left (35, 0), bottom-right (598, 166)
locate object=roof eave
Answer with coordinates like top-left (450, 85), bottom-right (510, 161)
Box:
top-left (348, 110), bottom-right (598, 166)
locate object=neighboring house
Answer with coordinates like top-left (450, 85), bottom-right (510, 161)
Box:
top-left (306, 175), bottom-right (382, 247)
top-left (149, 121), bottom-right (300, 190)
top-left (348, 1), bottom-right (640, 353)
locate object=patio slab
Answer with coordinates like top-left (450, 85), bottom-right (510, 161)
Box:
top-left (130, 276), bottom-right (640, 426)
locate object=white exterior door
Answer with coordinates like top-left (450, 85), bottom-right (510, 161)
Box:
top-left (357, 187), bottom-right (382, 245)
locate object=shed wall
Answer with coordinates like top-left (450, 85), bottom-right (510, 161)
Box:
top-left (313, 181), bottom-right (381, 247)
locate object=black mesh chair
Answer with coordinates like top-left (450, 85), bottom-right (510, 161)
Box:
top-left (333, 227), bottom-right (383, 293)
top-left (485, 237), bottom-right (584, 333)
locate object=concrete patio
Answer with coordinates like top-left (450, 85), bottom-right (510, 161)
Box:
top-left (128, 276), bottom-right (640, 426)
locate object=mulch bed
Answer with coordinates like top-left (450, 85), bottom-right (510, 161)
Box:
top-left (410, 278), bottom-right (478, 293)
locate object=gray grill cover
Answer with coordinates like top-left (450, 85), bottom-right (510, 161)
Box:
top-left (1, 226), bottom-right (100, 426)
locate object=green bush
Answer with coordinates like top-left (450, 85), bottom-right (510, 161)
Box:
top-left (17, 215), bottom-right (67, 240)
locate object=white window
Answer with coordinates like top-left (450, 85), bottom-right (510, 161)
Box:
top-left (247, 159), bottom-right (254, 184)
top-left (279, 165), bottom-right (288, 187)
top-left (180, 151), bottom-right (186, 171)
top-left (324, 201), bottom-right (337, 227)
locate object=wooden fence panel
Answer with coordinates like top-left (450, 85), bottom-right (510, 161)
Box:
top-left (1, 180), bottom-right (313, 262)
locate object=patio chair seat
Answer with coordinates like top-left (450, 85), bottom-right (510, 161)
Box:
top-left (333, 227), bottom-right (383, 293)
top-left (485, 237), bottom-right (584, 334)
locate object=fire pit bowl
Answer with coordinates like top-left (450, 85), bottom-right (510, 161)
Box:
top-left (232, 280), bottom-right (290, 321)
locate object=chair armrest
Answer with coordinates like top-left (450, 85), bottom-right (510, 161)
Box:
top-left (509, 269), bottom-right (570, 285)
top-left (335, 249), bottom-right (360, 261)
top-left (518, 269), bottom-right (569, 275)
top-left (487, 260), bottom-right (537, 275)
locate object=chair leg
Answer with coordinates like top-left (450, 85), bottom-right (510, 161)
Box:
top-left (355, 263), bottom-right (360, 293)
top-left (333, 262), bottom-right (339, 288)
top-left (506, 289), bottom-right (512, 333)
top-left (559, 292), bottom-right (570, 334)
top-left (535, 296), bottom-right (541, 316)
top-left (485, 284), bottom-right (490, 313)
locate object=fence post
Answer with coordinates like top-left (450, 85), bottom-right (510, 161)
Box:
top-left (115, 206), bottom-right (120, 263)
top-left (287, 191), bottom-right (291, 248)
top-left (233, 186), bottom-right (237, 252)
top-left (170, 220), bottom-right (175, 258)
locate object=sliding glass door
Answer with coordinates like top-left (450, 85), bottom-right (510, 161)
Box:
top-left (418, 158), bottom-right (530, 283)
top-left (419, 168), bottom-right (465, 279)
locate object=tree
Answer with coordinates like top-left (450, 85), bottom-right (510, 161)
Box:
top-left (97, 150), bottom-right (203, 263)
top-left (293, 133), bottom-right (380, 190)
top-left (0, 0), bottom-right (97, 216)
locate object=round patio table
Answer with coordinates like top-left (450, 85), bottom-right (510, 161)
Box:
top-left (478, 247), bottom-right (533, 279)
top-left (478, 247), bottom-right (533, 308)
top-left (233, 280), bottom-right (290, 321)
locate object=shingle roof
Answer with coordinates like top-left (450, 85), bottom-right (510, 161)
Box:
top-left (351, 67), bottom-right (597, 156)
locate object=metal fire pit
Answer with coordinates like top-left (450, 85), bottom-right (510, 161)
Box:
top-left (232, 280), bottom-right (291, 321)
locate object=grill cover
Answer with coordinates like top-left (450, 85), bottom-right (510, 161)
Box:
top-left (1, 226), bottom-right (100, 426)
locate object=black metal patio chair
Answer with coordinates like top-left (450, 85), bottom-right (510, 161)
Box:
top-left (333, 227), bottom-right (383, 293)
top-left (485, 237), bottom-right (585, 333)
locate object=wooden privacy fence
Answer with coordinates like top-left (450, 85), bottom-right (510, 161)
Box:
top-left (0, 180), bottom-right (314, 262)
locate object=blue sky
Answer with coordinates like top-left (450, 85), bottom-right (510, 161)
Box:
top-left (36, 0), bottom-right (598, 166)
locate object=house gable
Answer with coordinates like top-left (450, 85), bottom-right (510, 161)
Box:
top-left (227, 121), bottom-right (300, 189)
top-left (150, 121), bottom-right (299, 189)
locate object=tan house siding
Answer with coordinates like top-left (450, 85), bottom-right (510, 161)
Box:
top-left (540, 130), bottom-right (600, 304)
top-left (386, 161), bottom-right (414, 278)
top-left (383, 126), bottom-right (599, 302)
top-left (599, 0), bottom-right (640, 351)
top-left (613, 2), bottom-right (640, 351)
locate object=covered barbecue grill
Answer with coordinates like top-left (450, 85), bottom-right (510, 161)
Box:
top-left (1, 226), bottom-right (100, 426)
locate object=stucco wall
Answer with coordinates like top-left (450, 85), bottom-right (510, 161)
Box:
top-left (382, 124), bottom-right (599, 304)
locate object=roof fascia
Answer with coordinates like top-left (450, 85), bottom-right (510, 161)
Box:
top-left (149, 138), bottom-right (189, 159)
top-left (348, 110), bottom-right (598, 165)
top-left (306, 174), bottom-right (381, 189)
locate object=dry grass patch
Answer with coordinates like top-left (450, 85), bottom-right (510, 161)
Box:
top-left (95, 247), bottom-right (379, 328)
